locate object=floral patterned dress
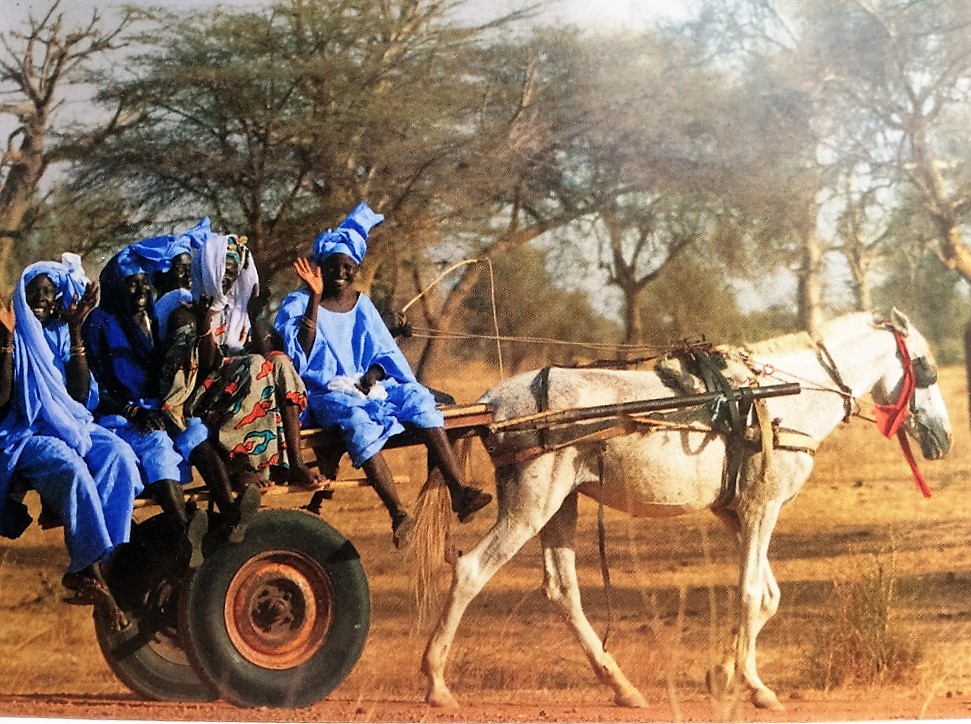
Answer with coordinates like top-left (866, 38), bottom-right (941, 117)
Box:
top-left (161, 323), bottom-right (308, 479)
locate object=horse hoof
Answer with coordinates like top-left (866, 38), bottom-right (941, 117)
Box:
top-left (426, 687), bottom-right (459, 708)
top-left (614, 690), bottom-right (648, 708)
top-left (752, 689), bottom-right (784, 711)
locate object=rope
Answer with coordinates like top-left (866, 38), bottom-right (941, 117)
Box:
top-left (399, 257), bottom-right (508, 378)
top-left (400, 259), bottom-right (478, 314)
top-left (410, 327), bottom-right (666, 353)
top-left (484, 258), bottom-right (504, 380)
top-left (597, 448), bottom-right (613, 651)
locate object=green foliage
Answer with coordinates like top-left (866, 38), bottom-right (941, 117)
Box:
top-left (872, 247), bottom-right (970, 365)
top-left (461, 244), bottom-right (618, 370)
top-left (803, 552), bottom-right (923, 690)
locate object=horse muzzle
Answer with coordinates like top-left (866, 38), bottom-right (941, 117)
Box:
top-left (908, 414), bottom-right (952, 460)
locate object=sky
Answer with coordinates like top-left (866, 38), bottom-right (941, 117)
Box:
top-left (6, 0), bottom-right (689, 29)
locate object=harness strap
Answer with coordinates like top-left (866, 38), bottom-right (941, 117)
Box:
top-left (814, 340), bottom-right (854, 423)
top-left (491, 423), bottom-right (631, 469)
top-left (596, 447), bottom-right (613, 651)
top-left (743, 425), bottom-right (819, 454)
top-left (688, 349), bottom-right (754, 508)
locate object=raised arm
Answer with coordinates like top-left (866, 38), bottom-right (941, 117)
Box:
top-left (61, 282), bottom-right (98, 404)
top-left (169, 295), bottom-right (221, 381)
top-left (293, 257), bottom-right (322, 358)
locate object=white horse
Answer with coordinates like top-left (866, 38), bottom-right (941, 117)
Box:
top-left (421, 310), bottom-right (952, 711)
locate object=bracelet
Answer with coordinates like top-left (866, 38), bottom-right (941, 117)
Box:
top-left (300, 315), bottom-right (316, 329)
top-left (124, 404), bottom-right (138, 421)
top-left (70, 344), bottom-right (86, 356)
top-left (0, 345), bottom-right (12, 354)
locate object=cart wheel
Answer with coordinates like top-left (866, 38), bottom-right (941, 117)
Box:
top-left (94, 514), bottom-right (216, 701)
top-left (180, 509), bottom-right (370, 708)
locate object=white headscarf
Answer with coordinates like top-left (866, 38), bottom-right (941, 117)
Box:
top-left (191, 233), bottom-right (259, 353)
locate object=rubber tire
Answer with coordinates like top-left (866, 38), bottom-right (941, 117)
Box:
top-left (94, 513), bottom-right (217, 702)
top-left (180, 508), bottom-right (370, 708)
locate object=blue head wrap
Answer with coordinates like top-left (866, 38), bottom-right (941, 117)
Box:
top-left (98, 250), bottom-right (158, 321)
top-left (312, 201), bottom-right (384, 266)
top-left (22, 254), bottom-right (90, 310)
top-left (121, 217), bottom-right (212, 277)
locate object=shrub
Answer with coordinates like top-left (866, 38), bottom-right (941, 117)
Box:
top-left (804, 550), bottom-right (923, 689)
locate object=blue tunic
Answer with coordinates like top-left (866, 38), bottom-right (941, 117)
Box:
top-left (275, 290), bottom-right (443, 466)
top-left (83, 307), bottom-right (191, 486)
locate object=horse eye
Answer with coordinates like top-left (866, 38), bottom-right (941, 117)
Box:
top-left (912, 357), bottom-right (938, 388)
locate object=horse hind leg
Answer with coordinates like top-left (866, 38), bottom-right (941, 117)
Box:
top-left (540, 492), bottom-right (647, 708)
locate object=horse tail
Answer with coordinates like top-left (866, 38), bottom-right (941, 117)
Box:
top-left (411, 461), bottom-right (456, 626)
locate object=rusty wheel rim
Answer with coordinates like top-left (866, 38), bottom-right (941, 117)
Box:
top-left (223, 551), bottom-right (334, 670)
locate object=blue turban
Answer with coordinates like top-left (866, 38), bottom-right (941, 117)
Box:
top-left (22, 254), bottom-right (90, 310)
top-left (119, 217), bottom-right (212, 278)
top-left (312, 201), bottom-right (384, 266)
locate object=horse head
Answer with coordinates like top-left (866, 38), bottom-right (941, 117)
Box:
top-left (871, 308), bottom-right (952, 460)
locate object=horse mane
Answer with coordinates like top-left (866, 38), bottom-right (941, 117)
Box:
top-left (745, 312), bottom-right (875, 356)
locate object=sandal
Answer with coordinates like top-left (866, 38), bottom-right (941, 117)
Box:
top-left (227, 484), bottom-right (261, 544)
top-left (391, 512), bottom-right (416, 550)
top-left (62, 573), bottom-right (130, 633)
top-left (452, 486), bottom-right (493, 523)
top-left (288, 475), bottom-right (332, 493)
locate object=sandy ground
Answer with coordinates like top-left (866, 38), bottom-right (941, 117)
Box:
top-left (4, 367), bottom-right (971, 722)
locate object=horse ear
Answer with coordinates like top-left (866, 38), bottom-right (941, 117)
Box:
top-left (888, 307), bottom-right (911, 335)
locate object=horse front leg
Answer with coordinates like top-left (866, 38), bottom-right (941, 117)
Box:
top-left (540, 491), bottom-right (647, 708)
top-left (422, 453), bottom-right (578, 708)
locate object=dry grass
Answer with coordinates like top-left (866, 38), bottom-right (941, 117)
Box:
top-left (3, 365), bottom-right (971, 707)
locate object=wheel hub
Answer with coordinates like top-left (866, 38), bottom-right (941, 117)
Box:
top-left (224, 551), bottom-right (335, 669)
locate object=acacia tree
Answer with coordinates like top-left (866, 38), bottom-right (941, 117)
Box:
top-left (0, 0), bottom-right (133, 292)
top-left (412, 23), bottom-right (768, 370)
top-left (72, 0), bottom-right (532, 287)
top-left (786, 0), bottom-right (971, 407)
top-left (681, 0), bottom-right (846, 335)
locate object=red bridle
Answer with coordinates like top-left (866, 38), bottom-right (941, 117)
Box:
top-left (873, 327), bottom-right (931, 498)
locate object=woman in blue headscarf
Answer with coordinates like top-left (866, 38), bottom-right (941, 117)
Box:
top-left (0, 257), bottom-right (142, 631)
top-left (129, 217), bottom-right (210, 343)
top-left (83, 230), bottom-right (214, 549)
top-left (274, 201), bottom-right (492, 549)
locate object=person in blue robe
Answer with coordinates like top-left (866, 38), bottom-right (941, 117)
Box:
top-left (137, 217), bottom-right (211, 342)
top-left (0, 257), bottom-right (142, 631)
top-left (274, 201), bottom-right (492, 548)
top-left (83, 242), bottom-right (212, 550)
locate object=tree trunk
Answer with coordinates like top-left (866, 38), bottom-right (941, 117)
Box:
top-left (0, 125), bottom-right (46, 294)
top-left (796, 202), bottom-right (824, 336)
top-left (622, 283), bottom-right (644, 346)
